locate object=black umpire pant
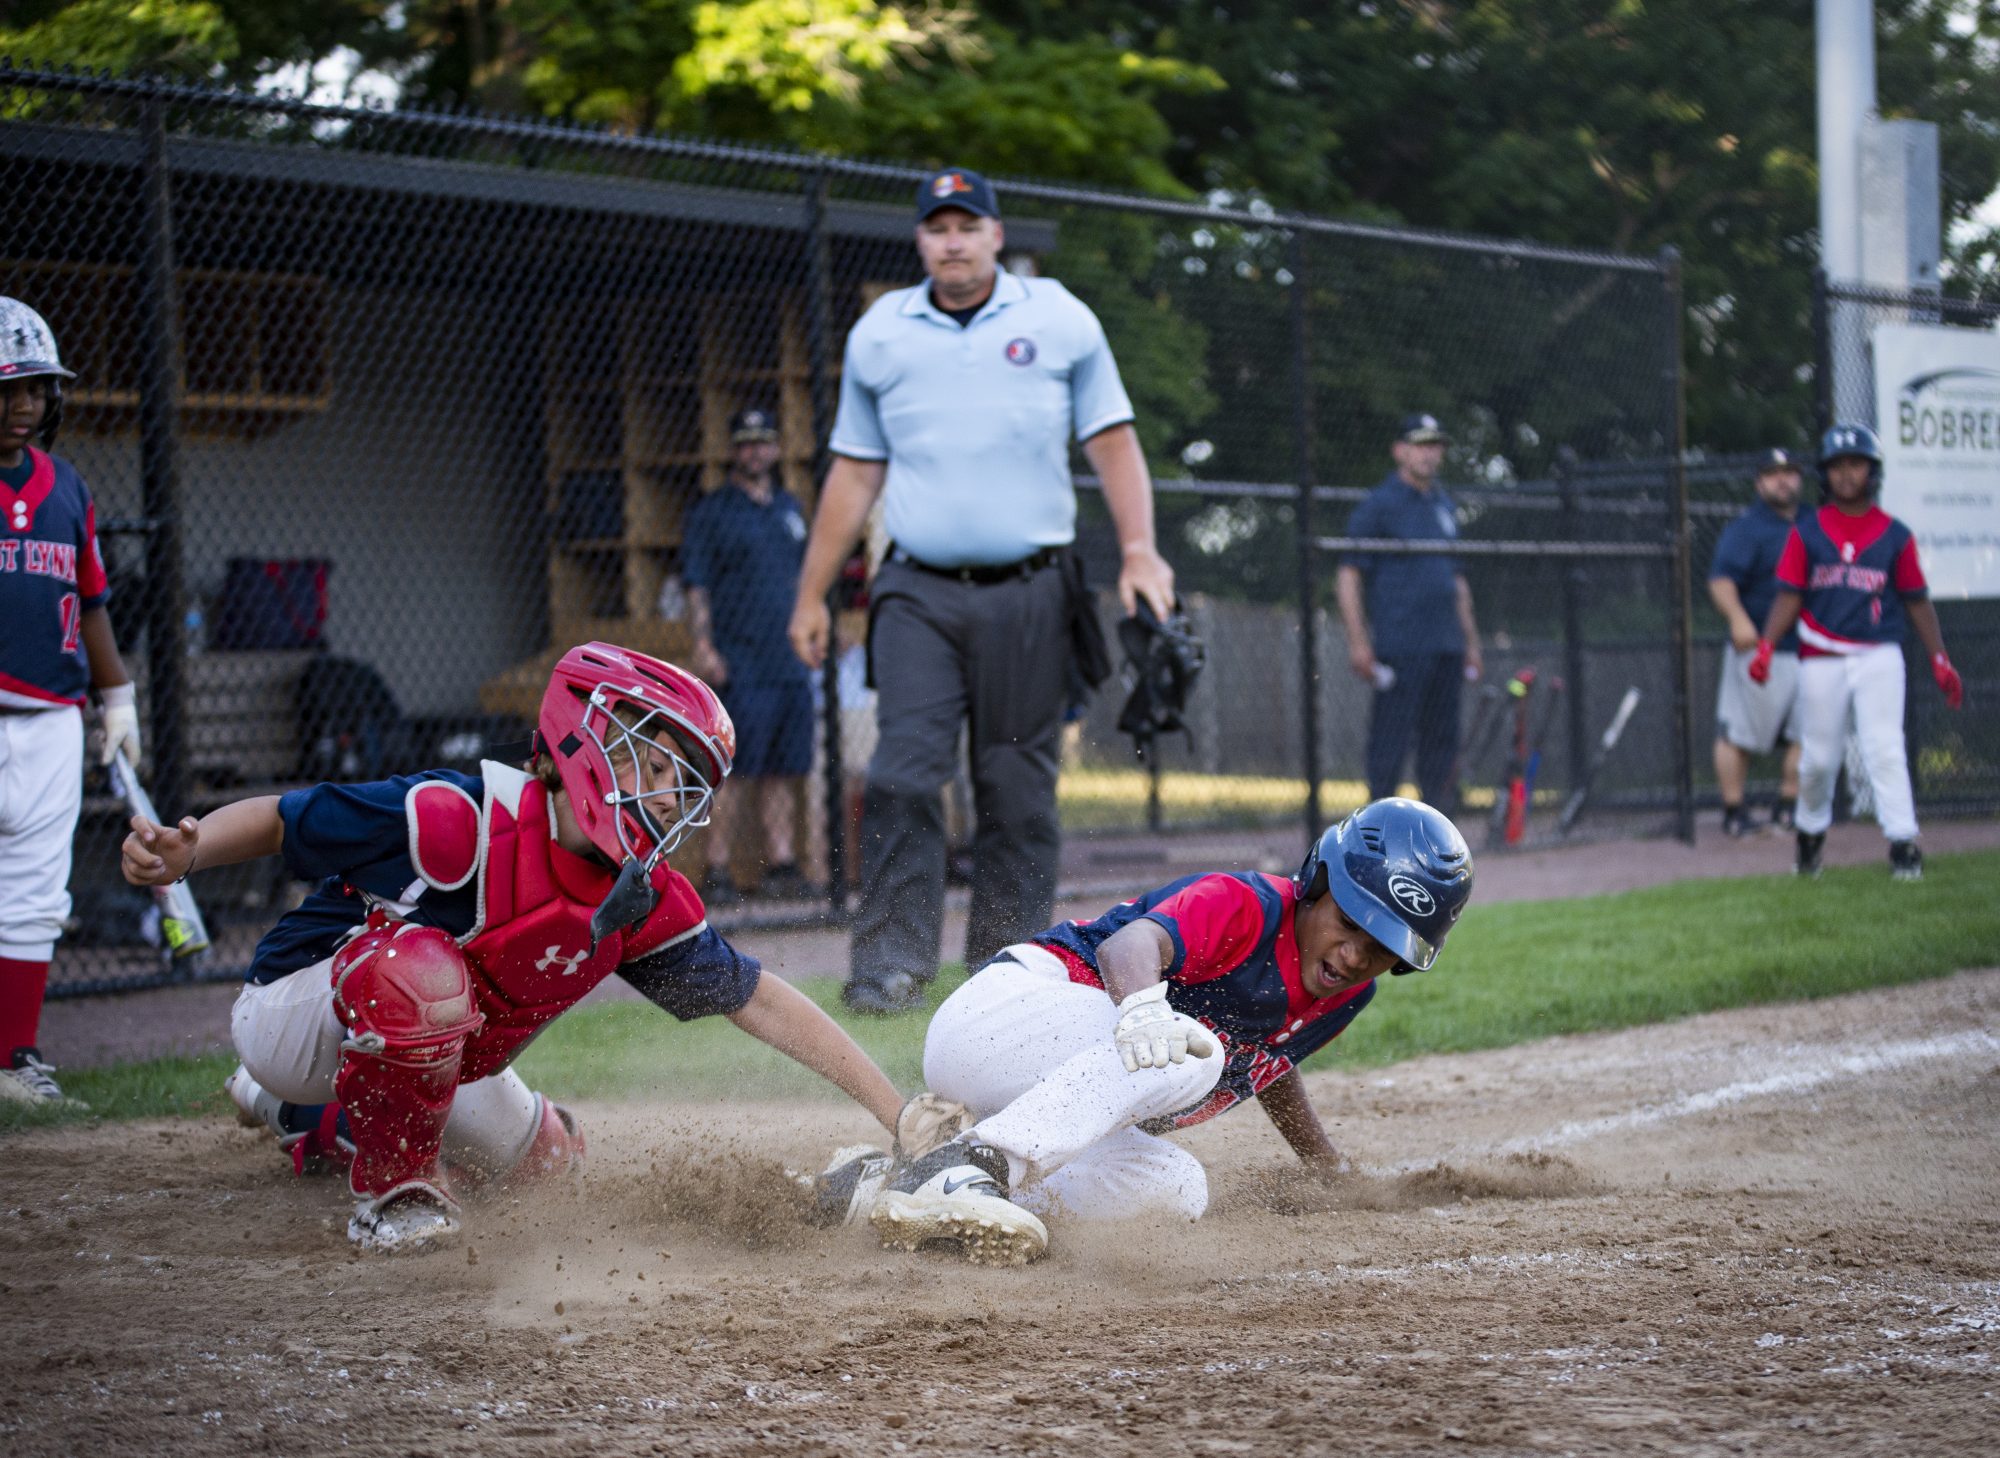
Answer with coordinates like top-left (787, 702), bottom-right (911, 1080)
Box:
top-left (1365, 650), bottom-right (1464, 807)
top-left (850, 556), bottom-right (1070, 989)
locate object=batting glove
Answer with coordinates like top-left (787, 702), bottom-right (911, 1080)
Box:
top-left (99, 682), bottom-right (142, 772)
top-left (1932, 653), bottom-right (1964, 711)
top-left (1112, 983), bottom-right (1217, 1073)
top-left (1745, 639), bottom-right (1774, 686)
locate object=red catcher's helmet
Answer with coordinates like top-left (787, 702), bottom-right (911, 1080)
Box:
top-left (538, 642), bottom-right (735, 871)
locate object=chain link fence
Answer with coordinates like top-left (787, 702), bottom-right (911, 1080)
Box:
top-left (0, 66), bottom-right (1694, 996)
top-left (1810, 276), bottom-right (2000, 817)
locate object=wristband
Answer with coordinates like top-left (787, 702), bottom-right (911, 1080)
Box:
top-left (100, 682), bottom-right (135, 708)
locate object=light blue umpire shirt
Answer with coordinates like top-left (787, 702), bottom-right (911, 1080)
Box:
top-left (829, 270), bottom-right (1135, 568)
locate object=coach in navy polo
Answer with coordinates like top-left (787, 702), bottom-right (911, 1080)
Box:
top-left (1335, 414), bottom-right (1484, 808)
top-left (789, 166), bottom-right (1175, 1014)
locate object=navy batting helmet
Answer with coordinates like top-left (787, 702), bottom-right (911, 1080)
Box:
top-left (1818, 422), bottom-right (1883, 496)
top-left (1294, 798), bottom-right (1473, 973)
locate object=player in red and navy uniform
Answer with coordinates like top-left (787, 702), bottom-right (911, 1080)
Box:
top-left (809, 799), bottom-right (1475, 1264)
top-left (0, 298), bottom-right (141, 1107)
top-left (1750, 423), bottom-right (1963, 880)
top-left (122, 642), bottom-right (904, 1252)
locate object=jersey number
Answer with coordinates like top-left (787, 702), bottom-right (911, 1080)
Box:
top-left (59, 592), bottom-right (80, 653)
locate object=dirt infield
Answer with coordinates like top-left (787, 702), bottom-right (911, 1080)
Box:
top-left (5, 968), bottom-right (1996, 1456)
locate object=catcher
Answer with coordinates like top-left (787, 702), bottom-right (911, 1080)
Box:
top-left (812, 797), bottom-right (1475, 1264)
top-left (121, 642), bottom-right (903, 1253)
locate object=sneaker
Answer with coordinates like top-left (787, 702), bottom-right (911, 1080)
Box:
top-left (1721, 806), bottom-right (1751, 839)
top-left (1794, 830), bottom-right (1826, 879)
top-left (1889, 840), bottom-right (1923, 882)
top-left (841, 972), bottom-right (926, 1016)
top-left (349, 1181), bottom-right (460, 1254)
top-left (870, 1135), bottom-right (1047, 1265)
top-left (802, 1144), bottom-right (893, 1228)
top-left (0, 1047), bottom-right (84, 1108)
top-left (699, 866), bottom-right (743, 908)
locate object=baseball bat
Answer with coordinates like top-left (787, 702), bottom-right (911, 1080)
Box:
top-left (109, 748), bottom-right (212, 960)
top-left (1489, 668), bottom-right (1536, 848)
top-left (1516, 674), bottom-right (1566, 841)
top-left (1555, 687), bottom-right (1642, 836)
top-left (1446, 682), bottom-right (1503, 792)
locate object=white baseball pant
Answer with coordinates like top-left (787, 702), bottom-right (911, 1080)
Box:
top-left (231, 957), bottom-right (546, 1174)
top-left (0, 706), bottom-right (84, 961)
top-left (923, 943), bottom-right (1222, 1222)
top-left (1794, 646), bottom-right (1917, 842)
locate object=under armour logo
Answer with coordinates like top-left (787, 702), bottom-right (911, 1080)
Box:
top-left (536, 945), bottom-right (588, 976)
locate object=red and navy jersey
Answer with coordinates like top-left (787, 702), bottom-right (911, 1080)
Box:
top-left (1034, 871), bottom-right (1376, 1130)
top-left (0, 447), bottom-right (110, 708)
top-left (1776, 504), bottom-right (1927, 657)
top-left (247, 769), bottom-right (761, 1021)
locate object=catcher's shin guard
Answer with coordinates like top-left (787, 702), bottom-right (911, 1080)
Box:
top-left (330, 918), bottom-right (484, 1200)
top-left (445, 1085), bottom-right (588, 1195)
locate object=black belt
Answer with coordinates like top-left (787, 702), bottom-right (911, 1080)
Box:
top-left (890, 544), bottom-right (1062, 585)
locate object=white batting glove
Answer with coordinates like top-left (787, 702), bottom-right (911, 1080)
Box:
top-left (99, 682), bottom-right (142, 772)
top-left (1112, 983), bottom-right (1217, 1073)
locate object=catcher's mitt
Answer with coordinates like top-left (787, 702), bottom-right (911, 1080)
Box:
top-left (893, 1092), bottom-right (972, 1162)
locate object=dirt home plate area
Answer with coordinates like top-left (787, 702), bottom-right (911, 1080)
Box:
top-left (0, 965), bottom-right (1992, 1456)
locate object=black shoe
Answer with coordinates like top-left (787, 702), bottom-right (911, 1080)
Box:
top-left (869, 1136), bottom-right (1047, 1264)
top-left (760, 862), bottom-right (822, 902)
top-left (1889, 840), bottom-right (1923, 882)
top-left (1769, 799), bottom-right (1796, 832)
top-left (803, 1145), bottom-right (893, 1229)
top-left (699, 867), bottom-right (742, 908)
top-left (841, 973), bottom-right (925, 1015)
top-left (1721, 806), bottom-right (1751, 839)
top-left (1795, 830), bottom-right (1826, 879)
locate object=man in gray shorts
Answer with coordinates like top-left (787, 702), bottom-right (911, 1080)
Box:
top-left (1707, 448), bottom-right (1804, 836)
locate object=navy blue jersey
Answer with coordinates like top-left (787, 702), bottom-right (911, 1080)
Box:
top-left (1340, 472), bottom-right (1465, 657)
top-left (679, 479), bottom-right (811, 686)
top-left (1777, 504), bottom-right (1927, 656)
top-left (249, 770), bottom-right (760, 1021)
top-left (1708, 499), bottom-right (1801, 652)
top-left (0, 447), bottom-right (110, 707)
top-left (1034, 871), bottom-right (1376, 1129)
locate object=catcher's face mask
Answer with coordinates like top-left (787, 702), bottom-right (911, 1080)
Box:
top-left (1117, 599), bottom-right (1207, 752)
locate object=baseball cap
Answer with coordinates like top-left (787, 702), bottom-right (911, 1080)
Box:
top-left (1397, 413), bottom-right (1449, 445)
top-left (729, 406), bottom-right (779, 444)
top-left (916, 168), bottom-right (1000, 222)
top-left (1755, 446), bottom-right (1800, 475)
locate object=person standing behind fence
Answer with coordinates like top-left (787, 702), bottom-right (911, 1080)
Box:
top-left (682, 406), bottom-right (819, 905)
top-left (1335, 414), bottom-right (1483, 808)
top-left (0, 297), bottom-right (140, 1106)
top-left (1707, 447), bottom-right (1804, 837)
top-left (1750, 423), bottom-right (1963, 881)
top-left (788, 166), bottom-right (1175, 1015)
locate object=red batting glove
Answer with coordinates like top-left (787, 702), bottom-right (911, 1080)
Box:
top-left (1746, 639), bottom-right (1775, 685)
top-left (1933, 653), bottom-right (1963, 710)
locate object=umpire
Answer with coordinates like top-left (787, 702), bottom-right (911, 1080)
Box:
top-left (789, 166), bottom-right (1174, 1014)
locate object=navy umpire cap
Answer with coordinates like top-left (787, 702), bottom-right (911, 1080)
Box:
top-left (729, 406), bottom-right (779, 444)
top-left (916, 168), bottom-right (1000, 222)
top-left (1295, 798), bottom-right (1474, 973)
top-left (1756, 447), bottom-right (1801, 475)
top-left (1398, 413), bottom-right (1449, 444)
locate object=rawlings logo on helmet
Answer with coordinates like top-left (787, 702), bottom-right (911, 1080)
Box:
top-left (1386, 873), bottom-right (1436, 917)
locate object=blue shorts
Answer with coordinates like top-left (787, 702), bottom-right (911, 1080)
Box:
top-left (721, 676), bottom-right (815, 778)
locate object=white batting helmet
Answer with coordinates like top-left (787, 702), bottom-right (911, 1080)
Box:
top-left (0, 297), bottom-right (76, 444)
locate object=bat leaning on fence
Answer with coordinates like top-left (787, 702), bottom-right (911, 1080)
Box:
top-left (1488, 668), bottom-right (1537, 849)
top-left (108, 748), bottom-right (212, 960)
top-left (1514, 674), bottom-right (1566, 845)
top-left (1556, 687), bottom-right (1643, 836)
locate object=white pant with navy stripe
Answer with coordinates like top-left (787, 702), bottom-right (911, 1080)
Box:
top-left (0, 706), bottom-right (83, 961)
top-left (1795, 647), bottom-right (1917, 842)
top-left (923, 943), bottom-right (1222, 1223)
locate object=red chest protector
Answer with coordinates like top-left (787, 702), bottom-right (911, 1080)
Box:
top-left (404, 762), bottom-right (706, 1079)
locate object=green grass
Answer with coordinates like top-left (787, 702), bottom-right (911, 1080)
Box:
top-left (8, 849), bottom-right (1998, 1131)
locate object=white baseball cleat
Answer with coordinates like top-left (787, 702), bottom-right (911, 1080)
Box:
top-left (348, 1181), bottom-right (461, 1255)
top-left (870, 1136), bottom-right (1047, 1266)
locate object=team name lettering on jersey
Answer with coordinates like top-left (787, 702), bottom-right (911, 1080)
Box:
top-left (1806, 561), bottom-right (1887, 595)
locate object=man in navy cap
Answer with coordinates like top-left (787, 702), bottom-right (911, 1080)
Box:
top-left (1706, 447), bottom-right (1804, 836)
top-left (1335, 413), bottom-right (1483, 809)
top-left (788, 166), bottom-right (1175, 1013)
